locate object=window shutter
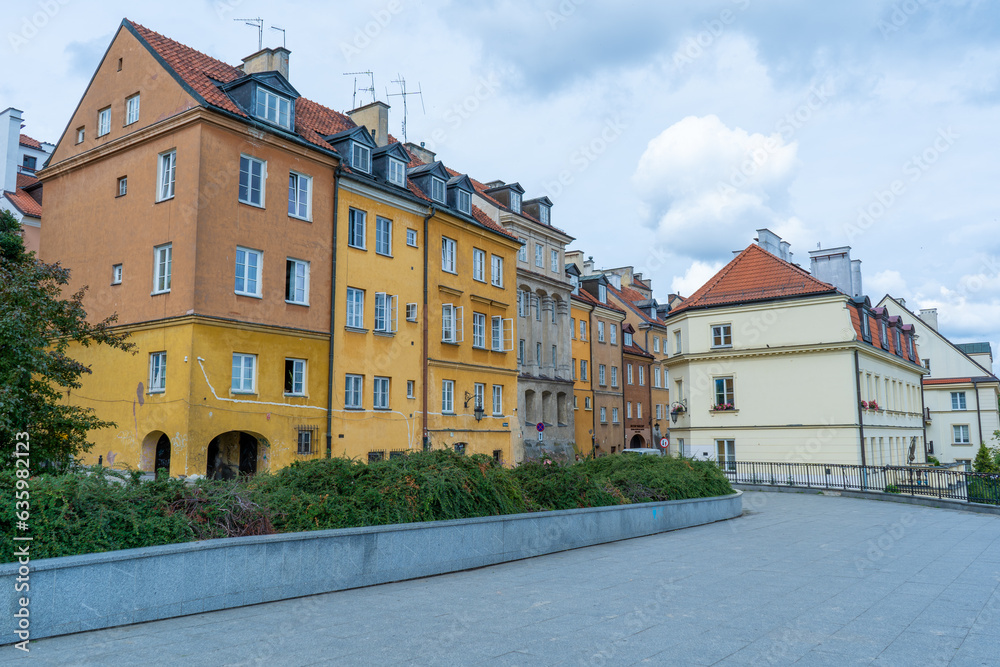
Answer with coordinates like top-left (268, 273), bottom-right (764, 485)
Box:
top-left (454, 306), bottom-right (464, 343)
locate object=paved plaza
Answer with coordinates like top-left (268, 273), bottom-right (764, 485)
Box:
top-left (6, 491), bottom-right (1000, 666)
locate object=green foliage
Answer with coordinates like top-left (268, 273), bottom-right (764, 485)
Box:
top-left (0, 209), bottom-right (133, 469)
top-left (509, 460), bottom-right (619, 511)
top-left (973, 443), bottom-right (998, 474)
top-left (968, 477), bottom-right (1000, 506)
top-left (884, 484), bottom-right (901, 494)
top-left (578, 455), bottom-right (734, 502)
top-left (926, 455), bottom-right (942, 466)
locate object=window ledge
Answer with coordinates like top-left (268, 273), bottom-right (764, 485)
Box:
top-left (147, 390), bottom-right (165, 395)
top-left (345, 327), bottom-right (369, 334)
top-left (285, 300), bottom-right (309, 307)
top-left (710, 409), bottom-right (739, 415)
top-left (374, 407), bottom-right (391, 412)
top-left (374, 331), bottom-right (396, 338)
top-left (236, 292), bottom-right (263, 299)
top-left (154, 197), bottom-right (174, 204)
top-left (289, 214), bottom-right (312, 223)
top-left (230, 391), bottom-right (256, 396)
top-left (151, 290), bottom-right (171, 296)
top-left (711, 345), bottom-right (733, 350)
top-left (284, 393), bottom-right (307, 398)
top-left (441, 341), bottom-right (460, 346)
top-left (376, 252), bottom-right (393, 258)
top-left (345, 407), bottom-right (364, 411)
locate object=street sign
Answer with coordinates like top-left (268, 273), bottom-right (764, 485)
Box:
top-left (536, 422), bottom-right (544, 432)
top-left (659, 437), bottom-right (669, 450)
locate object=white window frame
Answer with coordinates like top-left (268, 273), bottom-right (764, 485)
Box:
top-left (639, 366), bottom-right (645, 386)
top-left (540, 205), bottom-right (550, 224)
top-left (580, 320), bottom-right (587, 340)
top-left (472, 312), bottom-right (487, 348)
top-left (231, 353), bottom-right (256, 394)
top-left (345, 287), bottom-right (365, 329)
top-left (406, 228), bottom-right (418, 247)
top-left (118, 176), bottom-right (128, 197)
top-left (598, 284), bottom-right (607, 303)
top-left (255, 88), bottom-right (292, 129)
top-left (388, 157), bottom-right (406, 186)
top-left (627, 364), bottom-right (634, 385)
top-left (374, 292), bottom-right (398, 333)
top-left (612, 407), bottom-right (619, 423)
top-left (442, 304), bottom-right (463, 343)
top-left (492, 385), bottom-right (503, 416)
top-left (148, 352), bottom-right (166, 393)
top-left (951, 392), bottom-right (967, 410)
top-left (518, 238), bottom-right (527, 262)
top-left (674, 330), bottom-right (682, 354)
top-left (491, 255), bottom-right (503, 287)
top-left (457, 189), bottom-right (472, 214)
top-left (125, 94), bottom-right (140, 125)
top-left (599, 364), bottom-right (606, 386)
top-left (285, 358), bottom-right (306, 396)
top-left (624, 332), bottom-right (632, 347)
top-left (610, 324), bottom-right (617, 345)
top-left (375, 216), bottom-right (393, 256)
top-left (239, 155), bottom-right (266, 208)
top-left (112, 263), bottom-right (123, 285)
top-left (442, 380), bottom-right (455, 414)
top-left (653, 337), bottom-right (660, 353)
top-left (97, 107), bottom-right (111, 136)
top-left (611, 366), bottom-right (618, 388)
top-left (492, 316), bottom-right (503, 351)
top-left (474, 383), bottom-right (485, 412)
top-left (715, 377), bottom-right (735, 407)
top-left (352, 143), bottom-right (371, 173)
top-left (510, 191), bottom-right (521, 213)
top-left (535, 243), bottom-right (544, 268)
top-left (431, 177), bottom-right (446, 203)
top-left (373, 376), bottom-right (390, 410)
top-left (285, 258), bottom-right (309, 305)
top-left (406, 303), bottom-right (418, 322)
top-left (654, 366), bottom-right (661, 388)
top-left (153, 243), bottom-right (172, 294)
top-left (76, 127), bottom-right (84, 144)
top-left (600, 406), bottom-right (607, 423)
top-left (157, 150), bottom-right (176, 202)
top-left (518, 339), bottom-right (525, 365)
top-left (345, 374), bottom-right (363, 409)
top-left (473, 248), bottom-right (486, 282)
top-left (348, 208), bottom-right (367, 249)
top-left (716, 439), bottom-right (736, 469)
top-left (288, 171), bottom-right (312, 220)
top-left (235, 247), bottom-right (263, 297)
top-left (407, 380), bottom-right (415, 399)
top-left (712, 324), bottom-right (733, 348)
top-left (627, 402), bottom-right (632, 419)
top-left (441, 237), bottom-right (456, 273)
top-left (550, 249), bottom-right (559, 273)
top-left (581, 360), bottom-right (587, 380)
top-left (954, 425), bottom-right (970, 444)
top-left (598, 321), bottom-right (605, 342)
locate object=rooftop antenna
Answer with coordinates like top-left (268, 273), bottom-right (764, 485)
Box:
top-left (343, 71), bottom-right (376, 109)
top-left (270, 25), bottom-right (286, 49)
top-left (386, 75), bottom-right (425, 144)
top-left (235, 18), bottom-right (264, 51)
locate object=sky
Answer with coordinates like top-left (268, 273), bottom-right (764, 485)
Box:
top-left (5, 0), bottom-right (999, 371)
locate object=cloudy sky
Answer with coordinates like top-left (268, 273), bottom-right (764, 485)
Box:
top-left (5, 0), bottom-right (999, 369)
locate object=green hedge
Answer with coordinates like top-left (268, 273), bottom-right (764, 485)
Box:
top-left (0, 451), bottom-right (733, 563)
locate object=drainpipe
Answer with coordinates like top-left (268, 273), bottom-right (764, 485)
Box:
top-left (326, 166), bottom-right (342, 458)
top-left (974, 379), bottom-right (983, 445)
top-left (854, 349), bottom-right (866, 466)
top-left (421, 206), bottom-right (436, 451)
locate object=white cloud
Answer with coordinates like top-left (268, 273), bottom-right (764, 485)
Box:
top-left (671, 260), bottom-right (724, 297)
top-left (868, 269), bottom-right (910, 300)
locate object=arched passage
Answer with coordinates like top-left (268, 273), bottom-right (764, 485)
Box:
top-left (629, 434), bottom-right (646, 449)
top-left (154, 434), bottom-right (171, 474)
top-left (206, 431), bottom-right (264, 479)
top-left (140, 430), bottom-right (169, 473)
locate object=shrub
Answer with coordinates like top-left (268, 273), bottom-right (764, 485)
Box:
top-left (968, 476), bottom-right (1000, 506)
top-left (578, 455), bottom-right (733, 503)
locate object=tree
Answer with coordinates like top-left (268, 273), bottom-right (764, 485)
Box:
top-left (0, 209), bottom-right (133, 469)
top-left (973, 442), bottom-right (998, 475)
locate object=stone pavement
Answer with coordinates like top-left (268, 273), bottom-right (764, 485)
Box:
top-left (5, 491), bottom-right (1000, 666)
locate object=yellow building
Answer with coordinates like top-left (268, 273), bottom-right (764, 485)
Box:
top-left (570, 285), bottom-right (595, 456)
top-left (39, 20), bottom-right (519, 475)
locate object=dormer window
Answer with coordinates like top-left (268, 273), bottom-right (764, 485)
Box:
top-left (510, 191), bottom-right (521, 214)
top-left (457, 189), bottom-right (471, 214)
top-left (388, 158), bottom-right (405, 186)
top-left (598, 284), bottom-right (607, 303)
top-left (352, 143), bottom-right (371, 174)
top-left (255, 89), bottom-right (291, 129)
top-left (431, 177), bottom-right (446, 203)
top-left (860, 308), bottom-right (871, 341)
top-left (540, 205), bottom-right (550, 225)
top-left (624, 332), bottom-right (633, 347)
top-left (907, 334), bottom-right (915, 360)
top-left (879, 319), bottom-right (888, 349)
top-left (893, 328), bottom-right (902, 356)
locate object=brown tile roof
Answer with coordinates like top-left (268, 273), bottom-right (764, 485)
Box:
top-left (670, 243), bottom-right (837, 314)
top-left (19, 134), bottom-right (43, 149)
top-left (607, 283), bottom-right (664, 327)
top-left (848, 304), bottom-right (921, 365)
top-left (16, 173), bottom-right (38, 189)
top-left (4, 188), bottom-right (41, 218)
top-left (924, 376), bottom-right (999, 385)
top-left (572, 287), bottom-right (626, 313)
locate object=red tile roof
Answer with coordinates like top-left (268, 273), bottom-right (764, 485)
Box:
top-left (19, 134), bottom-right (43, 150)
top-left (4, 188), bottom-right (41, 218)
top-left (849, 304), bottom-right (921, 365)
top-left (924, 376), bottom-right (999, 385)
top-left (572, 287), bottom-right (626, 313)
top-left (607, 282), bottom-right (664, 327)
top-left (670, 244), bottom-right (837, 314)
top-left (16, 173), bottom-right (38, 189)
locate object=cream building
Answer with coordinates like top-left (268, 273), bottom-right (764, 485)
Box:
top-left (879, 297), bottom-right (1000, 467)
top-left (664, 230), bottom-right (927, 466)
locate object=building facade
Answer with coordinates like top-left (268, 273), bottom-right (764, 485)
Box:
top-left (0, 108), bottom-right (52, 253)
top-left (622, 323), bottom-right (654, 449)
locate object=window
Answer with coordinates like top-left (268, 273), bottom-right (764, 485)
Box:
top-left (599, 364), bottom-right (606, 386)
top-left (76, 127), bottom-right (84, 144)
top-left (598, 284), bottom-right (607, 303)
top-left (407, 380), bottom-right (415, 398)
top-left (284, 359), bottom-right (306, 395)
top-left (609, 324), bottom-right (617, 345)
top-left (472, 312), bottom-right (486, 348)
top-left (406, 303), bottom-right (418, 322)
top-left (656, 404), bottom-right (662, 420)
top-left (239, 155), bottom-right (266, 207)
top-left (637, 403), bottom-right (642, 419)
top-left (893, 328), bottom-right (902, 356)
top-left (345, 287), bottom-right (364, 329)
top-left (491, 255), bottom-right (503, 287)
top-left (924, 358), bottom-right (931, 371)
top-left (598, 321), bottom-right (605, 342)
top-left (112, 264), bottom-right (123, 285)
top-left (285, 259), bottom-right (309, 305)
top-left (375, 217), bottom-right (392, 255)
top-left (493, 385), bottom-right (503, 416)
top-left (612, 407), bottom-right (619, 423)
top-left (572, 359), bottom-right (577, 380)
top-left (627, 364), bottom-right (633, 385)
top-left (297, 429), bottom-right (313, 455)
top-left (716, 439), bottom-right (736, 470)
top-left (860, 309), bottom-right (871, 341)
top-left (535, 243), bottom-right (544, 268)
top-left (611, 367), bottom-right (618, 387)
top-left (879, 319), bottom-right (888, 349)
top-left (125, 94), bottom-right (140, 125)
top-left (473, 249), bottom-right (486, 282)
top-left (442, 380), bottom-right (455, 413)
top-left (442, 304), bottom-right (462, 343)
top-left (580, 320), bottom-right (587, 340)
top-left (255, 89), bottom-right (292, 129)
top-left (492, 317), bottom-right (504, 351)
top-left (157, 150), bottom-right (176, 201)
top-left (431, 177), bottom-right (446, 203)
top-left (235, 247), bottom-right (262, 297)
top-left (457, 189), bottom-right (472, 214)
top-left (653, 337), bottom-right (660, 353)
top-left (550, 249), bottom-right (559, 273)
top-left (97, 107), bottom-right (111, 136)
top-left (518, 238), bottom-right (527, 262)
top-left (907, 335), bottom-right (915, 360)
top-left (117, 176), bottom-right (127, 197)
top-left (951, 392), bottom-right (967, 410)
top-left (639, 366), bottom-right (645, 386)
top-left (518, 339), bottom-right (526, 364)
top-left (585, 397), bottom-right (591, 410)
top-left (953, 425), bottom-right (971, 445)
top-left (518, 291), bottom-right (527, 317)
top-left (551, 344), bottom-right (557, 366)
top-left (571, 318), bottom-right (577, 339)
top-left (153, 243), bottom-right (172, 294)
top-left (368, 451), bottom-right (385, 462)
top-left (536, 342), bottom-right (542, 363)
top-left (712, 324), bottom-right (732, 347)
top-left (348, 208), bottom-right (366, 249)
top-left (714, 377), bottom-right (735, 408)
top-left (406, 228), bottom-right (418, 247)
top-left (231, 354), bottom-right (256, 393)
top-left (148, 352), bottom-right (166, 393)
top-left (510, 191), bottom-right (521, 213)
top-left (624, 331), bottom-right (632, 347)
top-left (388, 158), bottom-right (406, 186)
top-left (441, 237), bottom-right (456, 272)
top-left (535, 299), bottom-right (541, 321)
top-left (580, 360), bottom-right (588, 380)
top-left (374, 292), bottom-right (398, 333)
top-left (600, 406), bottom-right (607, 423)
top-left (345, 374), bottom-right (363, 408)
top-left (288, 172), bottom-right (311, 220)
top-left (654, 366), bottom-right (661, 388)
top-left (574, 395), bottom-right (579, 410)
top-left (540, 205), bottom-right (550, 225)
top-left (373, 377), bottom-right (390, 410)
top-left (673, 330), bottom-right (682, 354)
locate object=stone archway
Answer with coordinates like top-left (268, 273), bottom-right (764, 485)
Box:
top-left (154, 434), bottom-right (171, 474)
top-left (140, 430), bottom-right (169, 473)
top-left (206, 431), bottom-right (264, 479)
top-left (629, 434), bottom-right (646, 449)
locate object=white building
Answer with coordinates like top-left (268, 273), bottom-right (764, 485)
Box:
top-left (664, 230), bottom-right (927, 466)
top-left (0, 107), bottom-right (53, 253)
top-left (879, 297), bottom-right (1000, 467)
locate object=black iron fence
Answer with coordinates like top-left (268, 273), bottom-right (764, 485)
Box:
top-left (721, 461), bottom-right (1000, 506)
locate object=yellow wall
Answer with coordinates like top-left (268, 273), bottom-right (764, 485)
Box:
top-left (571, 300), bottom-right (594, 455)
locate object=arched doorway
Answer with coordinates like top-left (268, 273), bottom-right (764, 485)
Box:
top-left (629, 434), bottom-right (646, 449)
top-left (207, 431), bottom-right (261, 479)
top-left (154, 434), bottom-right (171, 474)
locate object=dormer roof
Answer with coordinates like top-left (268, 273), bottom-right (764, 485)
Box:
top-left (408, 160), bottom-right (450, 180)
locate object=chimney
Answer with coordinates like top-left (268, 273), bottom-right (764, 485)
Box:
top-left (241, 47), bottom-right (290, 80)
top-left (918, 308), bottom-right (939, 331)
top-left (404, 141), bottom-right (436, 165)
top-left (779, 240), bottom-right (791, 262)
top-left (584, 256), bottom-right (595, 276)
top-left (347, 101), bottom-right (390, 148)
top-left (0, 107), bottom-right (23, 193)
top-left (809, 246), bottom-right (860, 297)
top-left (755, 228), bottom-right (782, 257)
top-left (898, 298), bottom-right (907, 309)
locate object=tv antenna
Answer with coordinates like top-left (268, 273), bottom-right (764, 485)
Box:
top-left (343, 71), bottom-right (376, 109)
top-left (235, 18), bottom-right (264, 51)
top-left (271, 25), bottom-right (286, 49)
top-left (386, 75), bottom-right (425, 144)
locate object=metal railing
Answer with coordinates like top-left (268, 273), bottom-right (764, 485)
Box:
top-left (721, 460), bottom-right (1000, 505)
